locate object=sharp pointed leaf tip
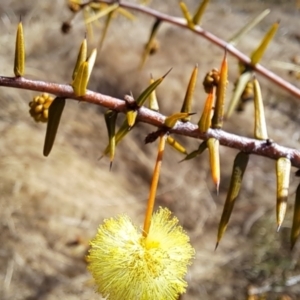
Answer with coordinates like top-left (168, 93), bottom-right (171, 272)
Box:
top-left (163, 68), bottom-right (173, 78)
top-left (72, 38), bottom-right (87, 80)
top-left (216, 183), bottom-right (219, 195)
top-left (215, 241), bottom-right (219, 251)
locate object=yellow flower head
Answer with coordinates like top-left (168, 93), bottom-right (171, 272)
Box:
top-left (87, 207), bottom-right (195, 300)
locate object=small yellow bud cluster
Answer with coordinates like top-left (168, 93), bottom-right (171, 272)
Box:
top-left (29, 93), bottom-right (53, 123)
top-left (203, 68), bottom-right (220, 93)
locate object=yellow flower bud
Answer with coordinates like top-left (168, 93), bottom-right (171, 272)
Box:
top-left (42, 109), bottom-right (48, 120)
top-left (34, 104), bottom-right (43, 113)
top-left (29, 93), bottom-right (53, 123)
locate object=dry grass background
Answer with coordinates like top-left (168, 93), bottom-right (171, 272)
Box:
top-left (1, 0), bottom-right (300, 299)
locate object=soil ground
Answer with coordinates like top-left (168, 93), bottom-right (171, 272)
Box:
top-left (1, 1), bottom-right (300, 299)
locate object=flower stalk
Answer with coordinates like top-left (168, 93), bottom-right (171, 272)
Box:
top-left (143, 134), bottom-right (166, 237)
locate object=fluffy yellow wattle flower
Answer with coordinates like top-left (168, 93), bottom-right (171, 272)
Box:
top-left (87, 207), bottom-right (195, 300)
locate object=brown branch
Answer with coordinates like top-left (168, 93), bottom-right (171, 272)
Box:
top-left (89, 0), bottom-right (300, 99)
top-left (1, 75), bottom-right (300, 168)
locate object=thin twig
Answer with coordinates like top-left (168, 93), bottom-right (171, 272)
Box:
top-left (88, 0), bottom-right (300, 99)
top-left (1, 75), bottom-right (300, 168)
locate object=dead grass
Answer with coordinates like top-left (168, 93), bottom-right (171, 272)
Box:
top-left (1, 1), bottom-right (300, 299)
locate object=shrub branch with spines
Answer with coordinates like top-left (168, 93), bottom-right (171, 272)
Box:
top-left (76, 0), bottom-right (300, 98)
top-left (3, 1), bottom-right (300, 297)
top-left (2, 70), bottom-right (300, 168)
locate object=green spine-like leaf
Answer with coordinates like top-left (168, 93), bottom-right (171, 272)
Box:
top-left (72, 38), bottom-right (87, 80)
top-left (43, 97), bottom-right (66, 157)
top-left (226, 71), bottom-right (253, 119)
top-left (291, 183), bottom-right (300, 249)
top-left (276, 157), bottom-right (291, 231)
top-left (99, 11), bottom-right (114, 50)
top-left (179, 1), bottom-right (194, 28)
top-left (180, 65), bottom-right (198, 122)
top-left (126, 110), bottom-right (138, 128)
top-left (198, 90), bottom-right (214, 133)
top-left (14, 22), bottom-right (25, 77)
top-left (167, 136), bottom-right (187, 155)
top-left (104, 110), bottom-right (118, 169)
top-left (87, 48), bottom-right (97, 82)
top-left (72, 61), bottom-right (89, 96)
top-left (84, 3), bottom-right (119, 24)
top-left (72, 47), bottom-right (97, 97)
top-left (148, 77), bottom-right (159, 111)
top-left (192, 0), bottom-right (210, 25)
top-left (216, 152), bottom-right (249, 248)
top-left (251, 21), bottom-right (279, 65)
top-left (253, 77), bottom-right (268, 139)
top-left (164, 112), bottom-right (192, 128)
top-left (101, 119), bottom-right (133, 158)
top-left (212, 52), bottom-right (227, 129)
top-left (180, 141), bottom-right (207, 162)
top-left (140, 18), bottom-right (162, 68)
top-left (229, 9), bottom-right (270, 46)
top-left (136, 69), bottom-right (171, 107)
top-left (207, 138), bottom-right (220, 193)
